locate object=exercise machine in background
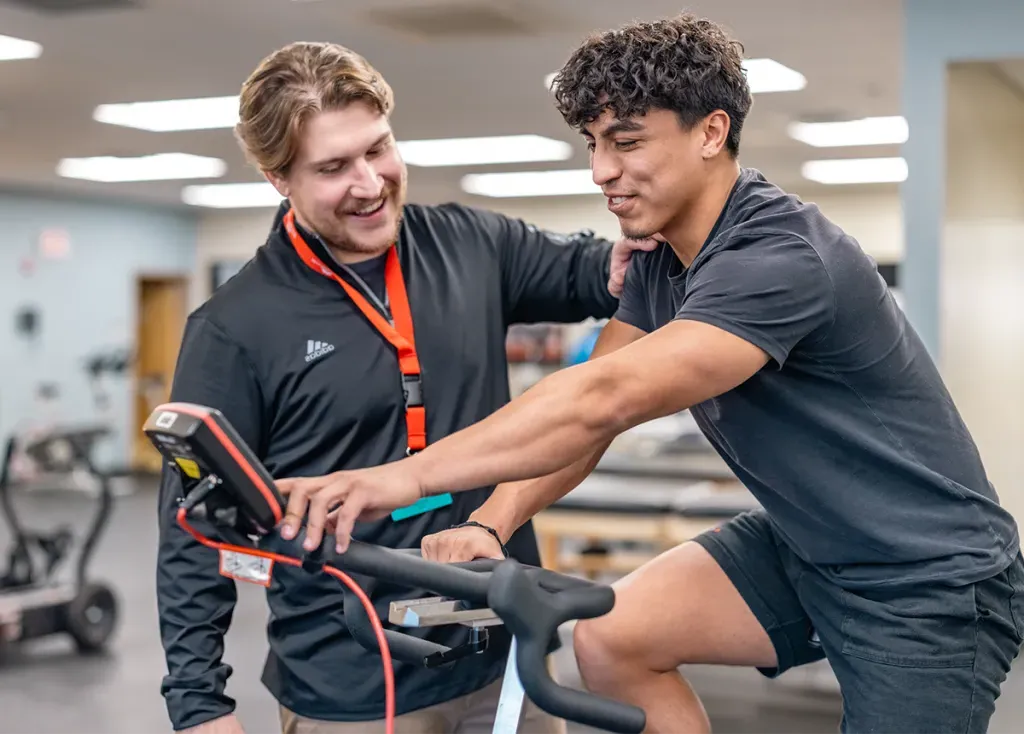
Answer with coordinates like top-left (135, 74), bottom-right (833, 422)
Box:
top-left (0, 347), bottom-right (127, 655)
top-left (0, 426), bottom-right (120, 654)
top-left (10, 346), bottom-right (136, 493)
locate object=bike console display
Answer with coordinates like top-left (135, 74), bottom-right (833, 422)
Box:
top-left (143, 403), bottom-right (283, 536)
top-left (143, 402), bottom-right (646, 734)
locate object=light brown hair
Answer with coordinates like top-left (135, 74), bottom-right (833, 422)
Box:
top-left (235, 41), bottom-right (394, 176)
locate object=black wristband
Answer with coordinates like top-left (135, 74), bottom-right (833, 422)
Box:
top-left (452, 520), bottom-right (509, 558)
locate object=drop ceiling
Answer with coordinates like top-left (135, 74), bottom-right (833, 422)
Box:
top-left (0, 0), bottom-right (908, 210)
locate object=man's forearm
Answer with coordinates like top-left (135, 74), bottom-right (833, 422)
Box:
top-left (410, 362), bottom-right (622, 498)
top-left (469, 439), bottom-right (613, 543)
top-left (409, 318), bottom-right (646, 500)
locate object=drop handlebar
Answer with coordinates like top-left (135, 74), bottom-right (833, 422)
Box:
top-left (303, 535), bottom-right (647, 734)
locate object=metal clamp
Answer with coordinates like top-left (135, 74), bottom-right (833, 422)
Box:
top-left (389, 596), bottom-right (502, 629)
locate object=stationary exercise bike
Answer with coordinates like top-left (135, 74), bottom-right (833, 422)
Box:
top-left (0, 425), bottom-right (120, 654)
top-left (143, 402), bottom-right (647, 734)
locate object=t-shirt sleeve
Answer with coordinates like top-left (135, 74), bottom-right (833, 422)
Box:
top-left (458, 205), bottom-right (617, 324)
top-left (612, 252), bottom-right (654, 333)
top-left (675, 236), bottom-right (835, 368)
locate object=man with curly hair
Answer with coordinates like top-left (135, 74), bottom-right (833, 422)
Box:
top-left (281, 13), bottom-right (1024, 733)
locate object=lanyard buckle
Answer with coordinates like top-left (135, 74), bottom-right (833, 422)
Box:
top-left (402, 373), bottom-right (423, 408)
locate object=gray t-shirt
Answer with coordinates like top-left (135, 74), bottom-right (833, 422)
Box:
top-left (616, 168), bottom-right (1019, 590)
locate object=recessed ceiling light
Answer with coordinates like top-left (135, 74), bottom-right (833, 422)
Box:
top-left (398, 135), bottom-right (573, 167)
top-left (789, 116), bottom-right (908, 147)
top-left (461, 169), bottom-right (600, 198)
top-left (93, 96), bottom-right (239, 132)
top-left (801, 157), bottom-right (908, 184)
top-left (544, 57), bottom-right (805, 95)
top-left (0, 34), bottom-right (42, 62)
top-left (182, 182), bottom-right (284, 208)
top-left (57, 153), bottom-right (226, 182)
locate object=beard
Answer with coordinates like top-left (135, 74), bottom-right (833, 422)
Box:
top-left (621, 225), bottom-right (659, 241)
top-left (316, 183), bottom-right (405, 259)
top-left (321, 208), bottom-right (404, 256)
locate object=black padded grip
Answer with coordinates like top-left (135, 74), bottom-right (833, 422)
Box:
top-left (342, 584), bottom-right (450, 665)
top-left (325, 540), bottom-right (491, 603)
top-left (453, 558), bottom-right (593, 593)
top-left (488, 561), bottom-right (647, 734)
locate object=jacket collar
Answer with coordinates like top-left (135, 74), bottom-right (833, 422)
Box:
top-left (268, 201), bottom-right (349, 280)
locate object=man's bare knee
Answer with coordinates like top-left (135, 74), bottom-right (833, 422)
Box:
top-left (573, 616), bottom-right (627, 691)
top-left (572, 594), bottom-right (713, 734)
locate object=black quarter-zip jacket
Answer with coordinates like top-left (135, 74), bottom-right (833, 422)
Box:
top-left (156, 201), bottom-right (619, 729)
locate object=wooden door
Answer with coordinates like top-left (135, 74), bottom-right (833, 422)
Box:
top-left (133, 276), bottom-right (188, 472)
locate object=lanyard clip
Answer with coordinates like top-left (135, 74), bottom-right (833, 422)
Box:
top-left (402, 373), bottom-right (423, 408)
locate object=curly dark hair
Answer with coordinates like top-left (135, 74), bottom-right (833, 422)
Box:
top-left (551, 13), bottom-right (752, 156)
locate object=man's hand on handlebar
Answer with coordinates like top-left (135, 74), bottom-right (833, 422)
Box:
top-left (277, 463), bottom-right (423, 552)
top-left (421, 524), bottom-right (504, 563)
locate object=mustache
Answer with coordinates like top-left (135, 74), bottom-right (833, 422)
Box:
top-left (339, 183), bottom-right (400, 215)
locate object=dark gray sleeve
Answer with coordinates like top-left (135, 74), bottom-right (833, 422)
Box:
top-left (473, 208), bottom-right (618, 324)
top-left (612, 253), bottom-right (654, 333)
top-left (156, 315), bottom-right (265, 731)
top-left (675, 236), bottom-right (835, 368)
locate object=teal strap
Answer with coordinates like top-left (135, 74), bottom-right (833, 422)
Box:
top-left (390, 492), bottom-right (453, 521)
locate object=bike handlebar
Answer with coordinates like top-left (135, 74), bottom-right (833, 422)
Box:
top-left (310, 536), bottom-right (647, 734)
top-left (490, 561), bottom-right (646, 734)
top-left (141, 402), bottom-right (646, 733)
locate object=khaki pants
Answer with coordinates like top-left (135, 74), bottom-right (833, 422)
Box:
top-left (279, 674), bottom-right (567, 734)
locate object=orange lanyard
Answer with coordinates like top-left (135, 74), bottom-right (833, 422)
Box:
top-left (283, 209), bottom-right (426, 454)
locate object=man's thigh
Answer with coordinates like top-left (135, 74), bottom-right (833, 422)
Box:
top-left (800, 553), bottom-right (1024, 733)
top-left (686, 509), bottom-right (826, 675)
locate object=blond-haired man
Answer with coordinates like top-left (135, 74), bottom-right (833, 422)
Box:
top-left (156, 41), bottom-right (647, 734)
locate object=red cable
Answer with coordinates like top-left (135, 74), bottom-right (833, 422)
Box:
top-left (323, 566), bottom-right (397, 733)
top-left (176, 508), bottom-right (397, 734)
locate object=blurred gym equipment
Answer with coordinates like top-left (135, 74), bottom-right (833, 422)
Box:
top-left (0, 426), bottom-right (120, 655)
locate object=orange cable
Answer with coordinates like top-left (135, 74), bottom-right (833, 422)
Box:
top-left (175, 507), bottom-right (396, 734)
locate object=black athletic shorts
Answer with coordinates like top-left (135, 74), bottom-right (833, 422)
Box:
top-left (693, 509), bottom-right (1024, 733)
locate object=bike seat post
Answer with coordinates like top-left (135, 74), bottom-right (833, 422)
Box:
top-left (491, 636), bottom-right (525, 734)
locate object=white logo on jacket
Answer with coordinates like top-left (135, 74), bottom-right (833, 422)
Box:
top-left (305, 340), bottom-right (336, 363)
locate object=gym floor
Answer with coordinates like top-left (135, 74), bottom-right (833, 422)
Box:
top-left (2, 482), bottom-right (1022, 734)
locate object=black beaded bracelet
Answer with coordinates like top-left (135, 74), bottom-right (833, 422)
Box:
top-left (452, 520), bottom-right (509, 558)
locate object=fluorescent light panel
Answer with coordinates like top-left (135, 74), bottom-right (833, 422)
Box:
top-left (93, 97), bottom-right (573, 167)
top-left (57, 153), bottom-right (226, 182)
top-left (182, 182), bottom-right (284, 208)
top-left (0, 34), bottom-right (42, 61)
top-left (93, 96), bottom-right (240, 132)
top-left (801, 157), bottom-right (907, 184)
top-left (461, 169), bottom-right (599, 198)
top-left (741, 58), bottom-right (806, 93)
top-left (789, 116), bottom-right (908, 147)
top-left (398, 135), bottom-right (572, 166)
top-left (544, 57), bottom-right (805, 94)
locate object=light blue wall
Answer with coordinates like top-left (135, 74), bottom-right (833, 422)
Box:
top-left (902, 0), bottom-right (1024, 357)
top-left (0, 191), bottom-right (197, 470)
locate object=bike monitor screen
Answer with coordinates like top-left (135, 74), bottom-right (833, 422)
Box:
top-left (143, 403), bottom-right (284, 535)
